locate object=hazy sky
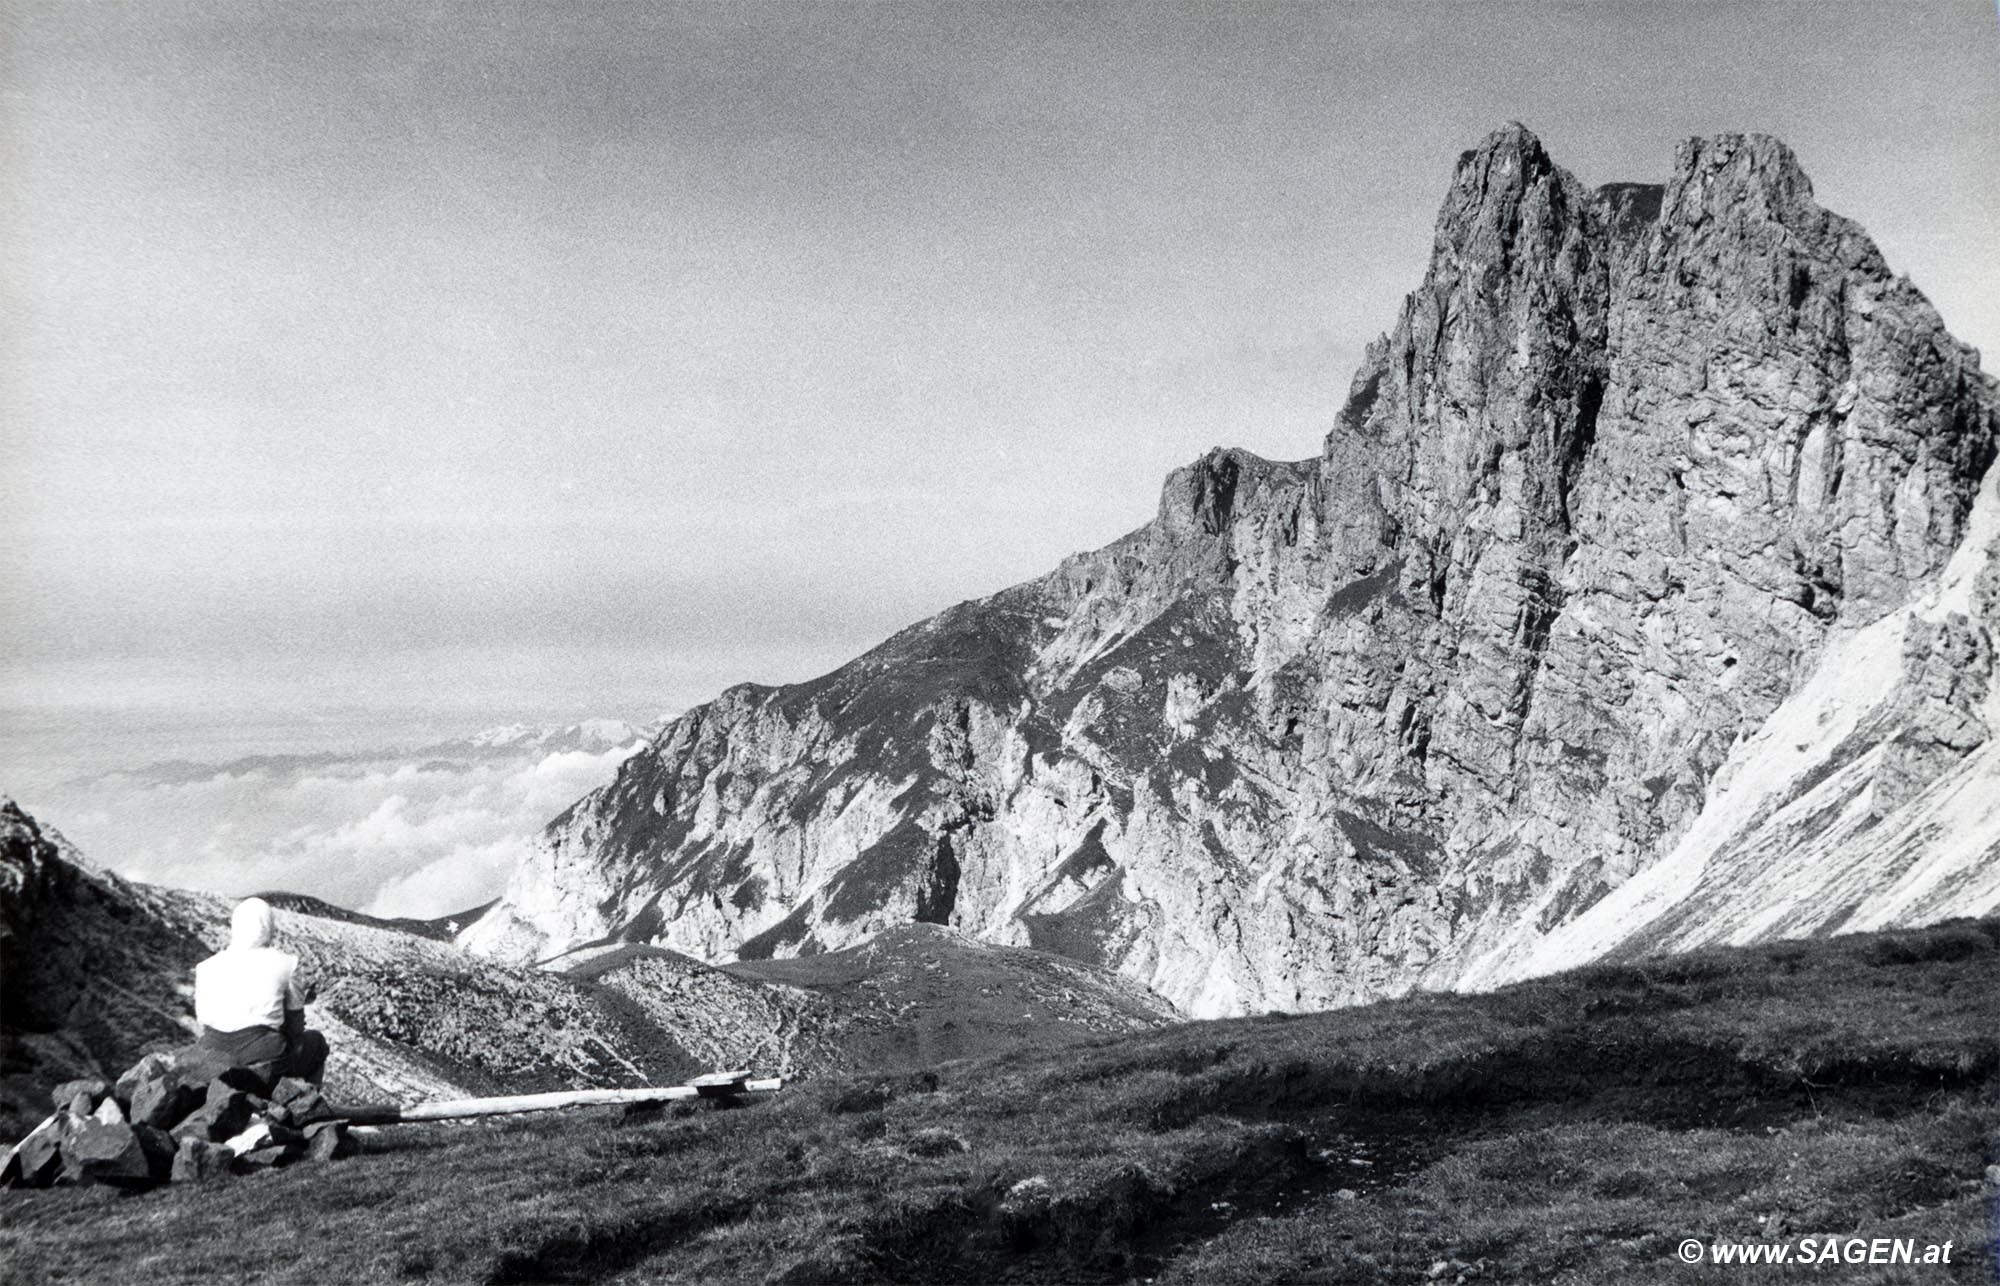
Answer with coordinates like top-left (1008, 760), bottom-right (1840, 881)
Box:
top-left (5, 0), bottom-right (1998, 763)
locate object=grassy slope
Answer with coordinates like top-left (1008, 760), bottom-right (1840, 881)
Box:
top-left (720, 923), bottom-right (1177, 1069)
top-left (4, 917), bottom-right (1998, 1285)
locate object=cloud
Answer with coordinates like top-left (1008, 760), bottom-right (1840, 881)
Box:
top-left (361, 837), bottom-right (534, 924)
top-left (27, 724), bottom-right (645, 919)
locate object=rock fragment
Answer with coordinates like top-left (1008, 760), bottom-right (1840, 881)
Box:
top-left (63, 1119), bottom-right (152, 1185)
top-left (126, 1056), bottom-right (204, 1129)
top-left (113, 1053), bottom-right (176, 1111)
top-left (1, 1113), bottom-right (71, 1188)
top-left (50, 1079), bottom-right (107, 1116)
top-left (269, 1079), bottom-right (336, 1127)
top-left (302, 1120), bottom-right (357, 1162)
top-left (171, 1089), bottom-right (257, 1144)
top-left (170, 1137), bottom-right (235, 1184)
top-left (233, 1145), bottom-right (289, 1173)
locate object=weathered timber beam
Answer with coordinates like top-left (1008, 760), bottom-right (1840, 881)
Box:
top-left (332, 1073), bottom-right (782, 1125)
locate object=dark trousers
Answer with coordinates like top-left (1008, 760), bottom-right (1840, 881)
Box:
top-left (189, 1023), bottom-right (329, 1091)
top-left (285, 1028), bottom-right (329, 1087)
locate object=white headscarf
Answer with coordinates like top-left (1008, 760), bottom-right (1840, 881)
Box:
top-left (229, 897), bottom-right (276, 950)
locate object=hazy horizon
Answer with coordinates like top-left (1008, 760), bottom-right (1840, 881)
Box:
top-left (5, 1), bottom-right (1997, 908)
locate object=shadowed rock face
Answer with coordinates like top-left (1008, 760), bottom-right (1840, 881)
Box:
top-left (465, 127), bottom-right (2000, 1016)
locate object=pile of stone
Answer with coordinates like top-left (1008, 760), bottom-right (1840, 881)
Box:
top-left (1, 1052), bottom-right (358, 1189)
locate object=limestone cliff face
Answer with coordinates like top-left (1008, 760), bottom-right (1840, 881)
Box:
top-left (465, 127), bottom-right (2000, 1016)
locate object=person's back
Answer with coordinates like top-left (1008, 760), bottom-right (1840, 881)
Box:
top-left (186, 898), bottom-right (327, 1089)
top-left (195, 943), bottom-right (299, 1033)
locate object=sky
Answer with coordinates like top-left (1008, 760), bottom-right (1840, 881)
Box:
top-left (2, 1), bottom-right (1997, 901)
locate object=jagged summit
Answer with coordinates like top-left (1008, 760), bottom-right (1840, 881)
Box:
top-left (1436, 122), bottom-right (1574, 238)
top-left (1671, 131), bottom-right (1817, 211)
top-left (464, 130), bottom-right (2000, 1017)
top-left (1155, 448), bottom-right (1306, 539)
top-left (1451, 120), bottom-right (1549, 170)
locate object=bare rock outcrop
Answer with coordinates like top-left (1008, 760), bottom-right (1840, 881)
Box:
top-left (464, 127), bottom-right (2000, 1016)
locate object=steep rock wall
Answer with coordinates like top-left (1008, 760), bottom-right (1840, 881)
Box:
top-left (465, 127), bottom-right (1999, 1017)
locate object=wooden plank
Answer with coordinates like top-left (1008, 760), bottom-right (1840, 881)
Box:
top-left (692, 1070), bottom-right (749, 1098)
top-left (331, 1073), bottom-right (784, 1124)
top-left (690, 1070), bottom-right (750, 1087)
top-left (396, 1085), bottom-right (703, 1121)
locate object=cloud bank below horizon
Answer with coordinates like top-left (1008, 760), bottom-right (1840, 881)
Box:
top-left (28, 722), bottom-right (647, 920)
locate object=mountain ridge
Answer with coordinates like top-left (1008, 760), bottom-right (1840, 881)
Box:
top-left (464, 126), bottom-right (2000, 1016)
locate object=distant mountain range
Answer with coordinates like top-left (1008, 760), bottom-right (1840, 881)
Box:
top-left (463, 126), bottom-right (2000, 1016)
top-left (70, 719), bottom-right (654, 790)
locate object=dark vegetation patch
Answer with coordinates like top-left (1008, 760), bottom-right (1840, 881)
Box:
top-left (4, 918), bottom-right (1997, 1284)
top-left (1325, 559), bottom-right (1402, 617)
top-left (729, 876), bottom-right (766, 913)
top-left (1334, 808), bottom-right (1443, 878)
top-left (724, 924), bottom-right (1170, 1072)
top-left (821, 816), bottom-right (936, 923)
top-left (734, 902), bottom-right (818, 962)
top-left (1533, 861), bottom-right (1615, 934)
top-left (776, 593), bottom-right (1045, 780)
top-left (1043, 821), bottom-right (1116, 889)
top-left (1165, 740), bottom-right (1241, 797)
top-left (610, 890), bottom-right (667, 944)
top-left (1021, 869), bottom-right (1141, 969)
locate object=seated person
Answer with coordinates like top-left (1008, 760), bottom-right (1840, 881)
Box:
top-left (186, 897), bottom-right (328, 1091)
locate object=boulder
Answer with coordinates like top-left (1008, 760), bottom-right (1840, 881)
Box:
top-left (226, 1115), bottom-right (310, 1173)
top-left (131, 1123), bottom-right (177, 1181)
top-left (270, 1079), bottom-right (336, 1126)
top-left (169, 1137), bottom-right (234, 1184)
top-left (130, 1072), bottom-right (204, 1131)
top-left (302, 1120), bottom-right (356, 1162)
top-left (50, 1079), bottom-right (107, 1115)
top-left (1, 1113), bottom-right (70, 1188)
top-left (112, 1053), bottom-right (177, 1111)
top-left (90, 1097), bottom-right (127, 1126)
top-left (232, 1145), bottom-right (290, 1173)
top-left (63, 1119), bottom-right (153, 1185)
top-left (170, 1090), bottom-right (256, 1144)
top-left (269, 1093), bottom-right (336, 1129)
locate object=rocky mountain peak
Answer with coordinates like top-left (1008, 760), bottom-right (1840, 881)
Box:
top-left (1666, 133), bottom-right (1818, 228)
top-left (1648, 130), bottom-right (1880, 284)
top-left (464, 129), bottom-right (2000, 1018)
top-left (1156, 447), bottom-right (1291, 541)
top-left (1428, 123), bottom-right (1591, 289)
